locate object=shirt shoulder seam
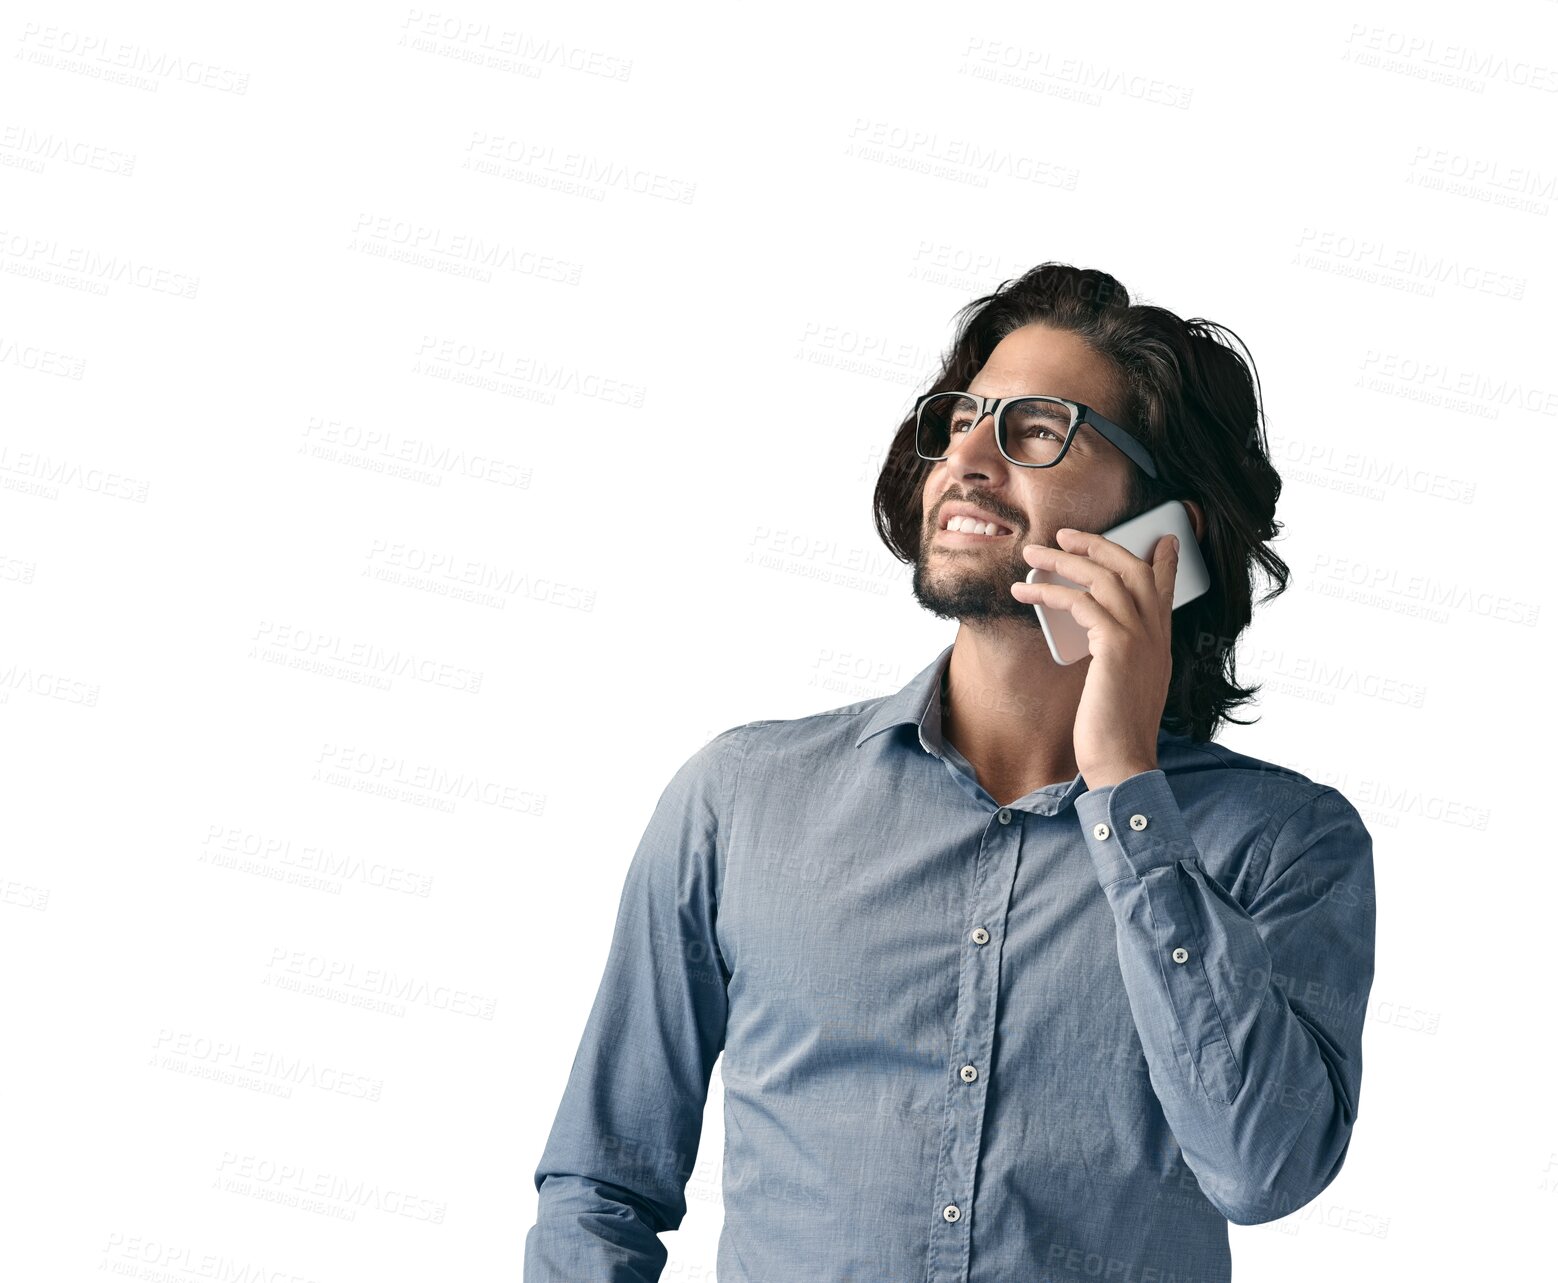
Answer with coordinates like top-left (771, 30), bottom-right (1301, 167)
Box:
top-left (1253, 785), bottom-right (1345, 898)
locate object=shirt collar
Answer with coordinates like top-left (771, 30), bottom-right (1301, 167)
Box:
top-left (853, 641), bottom-right (958, 756)
top-left (852, 642), bottom-right (1181, 802)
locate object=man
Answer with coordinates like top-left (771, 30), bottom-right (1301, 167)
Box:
top-left (524, 263), bottom-right (1376, 1282)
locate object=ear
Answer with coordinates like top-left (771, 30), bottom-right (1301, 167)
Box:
top-left (1179, 499), bottom-right (1206, 543)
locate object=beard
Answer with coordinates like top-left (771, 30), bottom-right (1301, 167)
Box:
top-left (911, 531), bottom-right (1045, 625)
top-left (911, 492), bottom-right (1142, 625)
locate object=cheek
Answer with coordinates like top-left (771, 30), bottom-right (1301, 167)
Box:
top-left (1033, 467), bottom-right (1107, 524)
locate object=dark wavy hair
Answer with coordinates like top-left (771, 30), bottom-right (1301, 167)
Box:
top-left (871, 262), bottom-right (1288, 743)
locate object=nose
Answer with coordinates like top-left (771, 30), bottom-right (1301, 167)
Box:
top-left (942, 409), bottom-right (1008, 477)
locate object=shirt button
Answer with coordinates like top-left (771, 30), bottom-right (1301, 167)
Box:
top-left (970, 927), bottom-right (990, 945)
top-left (1129, 813), bottom-right (1149, 831)
top-left (1172, 946), bottom-right (1189, 964)
top-left (1092, 822), bottom-right (1111, 840)
top-left (942, 1204), bottom-right (961, 1222)
top-left (959, 1064), bottom-right (978, 1083)
top-left (997, 807), bottom-right (1012, 824)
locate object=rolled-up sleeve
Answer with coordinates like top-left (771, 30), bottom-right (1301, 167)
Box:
top-left (1073, 770), bottom-right (1376, 1225)
top-left (524, 726), bottom-right (745, 1281)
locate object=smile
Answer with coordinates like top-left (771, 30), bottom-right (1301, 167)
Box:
top-left (937, 528), bottom-right (1014, 544)
top-left (940, 514), bottom-right (1014, 537)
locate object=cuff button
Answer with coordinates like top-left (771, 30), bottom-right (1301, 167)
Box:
top-left (1129, 814), bottom-right (1148, 831)
top-left (1091, 822), bottom-right (1111, 840)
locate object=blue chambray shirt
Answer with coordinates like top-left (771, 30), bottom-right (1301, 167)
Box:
top-left (525, 642), bottom-right (1376, 1283)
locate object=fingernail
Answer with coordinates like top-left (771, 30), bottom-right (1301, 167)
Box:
top-left (1170, 535), bottom-right (1180, 552)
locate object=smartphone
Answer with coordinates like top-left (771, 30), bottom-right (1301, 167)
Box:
top-left (1025, 499), bottom-right (1210, 665)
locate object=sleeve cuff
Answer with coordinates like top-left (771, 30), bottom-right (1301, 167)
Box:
top-left (1073, 768), bottom-right (1198, 887)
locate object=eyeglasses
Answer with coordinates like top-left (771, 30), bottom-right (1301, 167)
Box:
top-left (913, 391), bottom-right (1166, 481)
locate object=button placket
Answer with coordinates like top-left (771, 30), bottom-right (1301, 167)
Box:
top-left (927, 810), bottom-right (1021, 1280)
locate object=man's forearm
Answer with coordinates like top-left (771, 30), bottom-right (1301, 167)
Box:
top-left (1073, 769), bottom-right (1376, 1225)
top-left (526, 1172), bottom-right (671, 1282)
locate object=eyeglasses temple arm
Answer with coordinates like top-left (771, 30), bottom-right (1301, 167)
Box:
top-left (1083, 412), bottom-right (1162, 482)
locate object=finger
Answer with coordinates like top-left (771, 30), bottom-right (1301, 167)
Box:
top-left (1010, 579), bottom-right (1122, 631)
top-left (1152, 534), bottom-right (1179, 607)
top-left (1022, 542), bottom-right (1135, 622)
top-left (1053, 527), bottom-right (1160, 624)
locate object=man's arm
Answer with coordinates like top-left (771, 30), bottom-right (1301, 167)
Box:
top-left (1073, 771), bottom-right (1376, 1225)
top-left (524, 726), bottom-right (744, 1281)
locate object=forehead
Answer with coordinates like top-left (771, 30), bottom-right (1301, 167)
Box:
top-left (966, 322), bottom-right (1123, 422)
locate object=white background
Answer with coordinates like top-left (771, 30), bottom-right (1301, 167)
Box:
top-left (4, 1), bottom-right (1555, 1279)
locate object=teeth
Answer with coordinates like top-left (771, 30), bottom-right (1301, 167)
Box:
top-left (945, 515), bottom-right (1008, 536)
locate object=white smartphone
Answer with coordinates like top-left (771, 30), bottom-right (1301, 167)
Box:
top-left (1025, 499), bottom-right (1210, 665)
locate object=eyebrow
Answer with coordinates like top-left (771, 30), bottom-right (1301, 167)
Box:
top-left (961, 394), bottom-right (1106, 436)
top-left (967, 392), bottom-right (1089, 414)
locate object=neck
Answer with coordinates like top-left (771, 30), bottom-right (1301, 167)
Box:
top-left (940, 624), bottom-right (1088, 798)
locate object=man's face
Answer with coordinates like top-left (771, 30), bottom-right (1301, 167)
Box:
top-left (911, 322), bottom-right (1138, 625)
